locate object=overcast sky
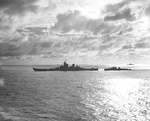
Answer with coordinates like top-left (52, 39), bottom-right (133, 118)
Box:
top-left (0, 0), bottom-right (150, 65)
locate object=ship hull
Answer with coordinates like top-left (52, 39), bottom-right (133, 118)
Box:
top-left (104, 68), bottom-right (131, 71)
top-left (33, 67), bottom-right (98, 72)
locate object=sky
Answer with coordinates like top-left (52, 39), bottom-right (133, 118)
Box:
top-left (0, 0), bottom-right (150, 65)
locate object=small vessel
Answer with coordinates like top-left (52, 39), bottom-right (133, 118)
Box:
top-left (104, 67), bottom-right (132, 71)
top-left (33, 61), bottom-right (98, 72)
top-left (128, 63), bottom-right (134, 66)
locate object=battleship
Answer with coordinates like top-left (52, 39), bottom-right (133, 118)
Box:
top-left (33, 62), bottom-right (98, 71)
top-left (104, 66), bottom-right (132, 71)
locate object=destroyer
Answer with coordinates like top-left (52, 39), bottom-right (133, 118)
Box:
top-left (104, 67), bottom-right (132, 71)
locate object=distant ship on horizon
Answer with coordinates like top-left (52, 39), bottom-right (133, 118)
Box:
top-left (33, 61), bottom-right (98, 71)
top-left (104, 66), bottom-right (132, 71)
top-left (128, 63), bottom-right (134, 66)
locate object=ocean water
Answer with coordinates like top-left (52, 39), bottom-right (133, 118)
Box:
top-left (0, 66), bottom-right (150, 121)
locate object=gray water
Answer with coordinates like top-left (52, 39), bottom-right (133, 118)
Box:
top-left (0, 66), bottom-right (150, 121)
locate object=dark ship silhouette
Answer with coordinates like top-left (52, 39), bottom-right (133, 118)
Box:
top-left (104, 66), bottom-right (132, 71)
top-left (33, 61), bottom-right (98, 71)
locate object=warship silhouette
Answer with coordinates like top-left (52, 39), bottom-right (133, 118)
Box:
top-left (33, 61), bottom-right (98, 71)
top-left (104, 66), bottom-right (132, 71)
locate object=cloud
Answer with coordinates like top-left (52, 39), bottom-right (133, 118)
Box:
top-left (145, 5), bottom-right (150, 16)
top-left (0, 35), bottom-right (54, 57)
top-left (114, 38), bottom-right (150, 57)
top-left (104, 0), bottom-right (129, 14)
top-left (0, 0), bottom-right (150, 65)
top-left (51, 10), bottom-right (88, 33)
top-left (0, 32), bottom-right (99, 59)
top-left (121, 44), bottom-right (133, 50)
top-left (24, 26), bottom-right (48, 35)
top-left (0, 42), bottom-right (20, 56)
top-left (135, 42), bottom-right (150, 49)
top-left (0, 0), bottom-right (43, 37)
top-left (0, 14), bottom-right (12, 31)
top-left (51, 10), bottom-right (117, 34)
top-left (103, 0), bottom-right (149, 22)
top-left (0, 0), bottom-right (39, 16)
top-left (104, 8), bottom-right (135, 21)
top-left (104, 0), bottom-right (147, 14)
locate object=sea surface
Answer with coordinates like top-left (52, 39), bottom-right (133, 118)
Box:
top-left (0, 66), bottom-right (150, 121)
